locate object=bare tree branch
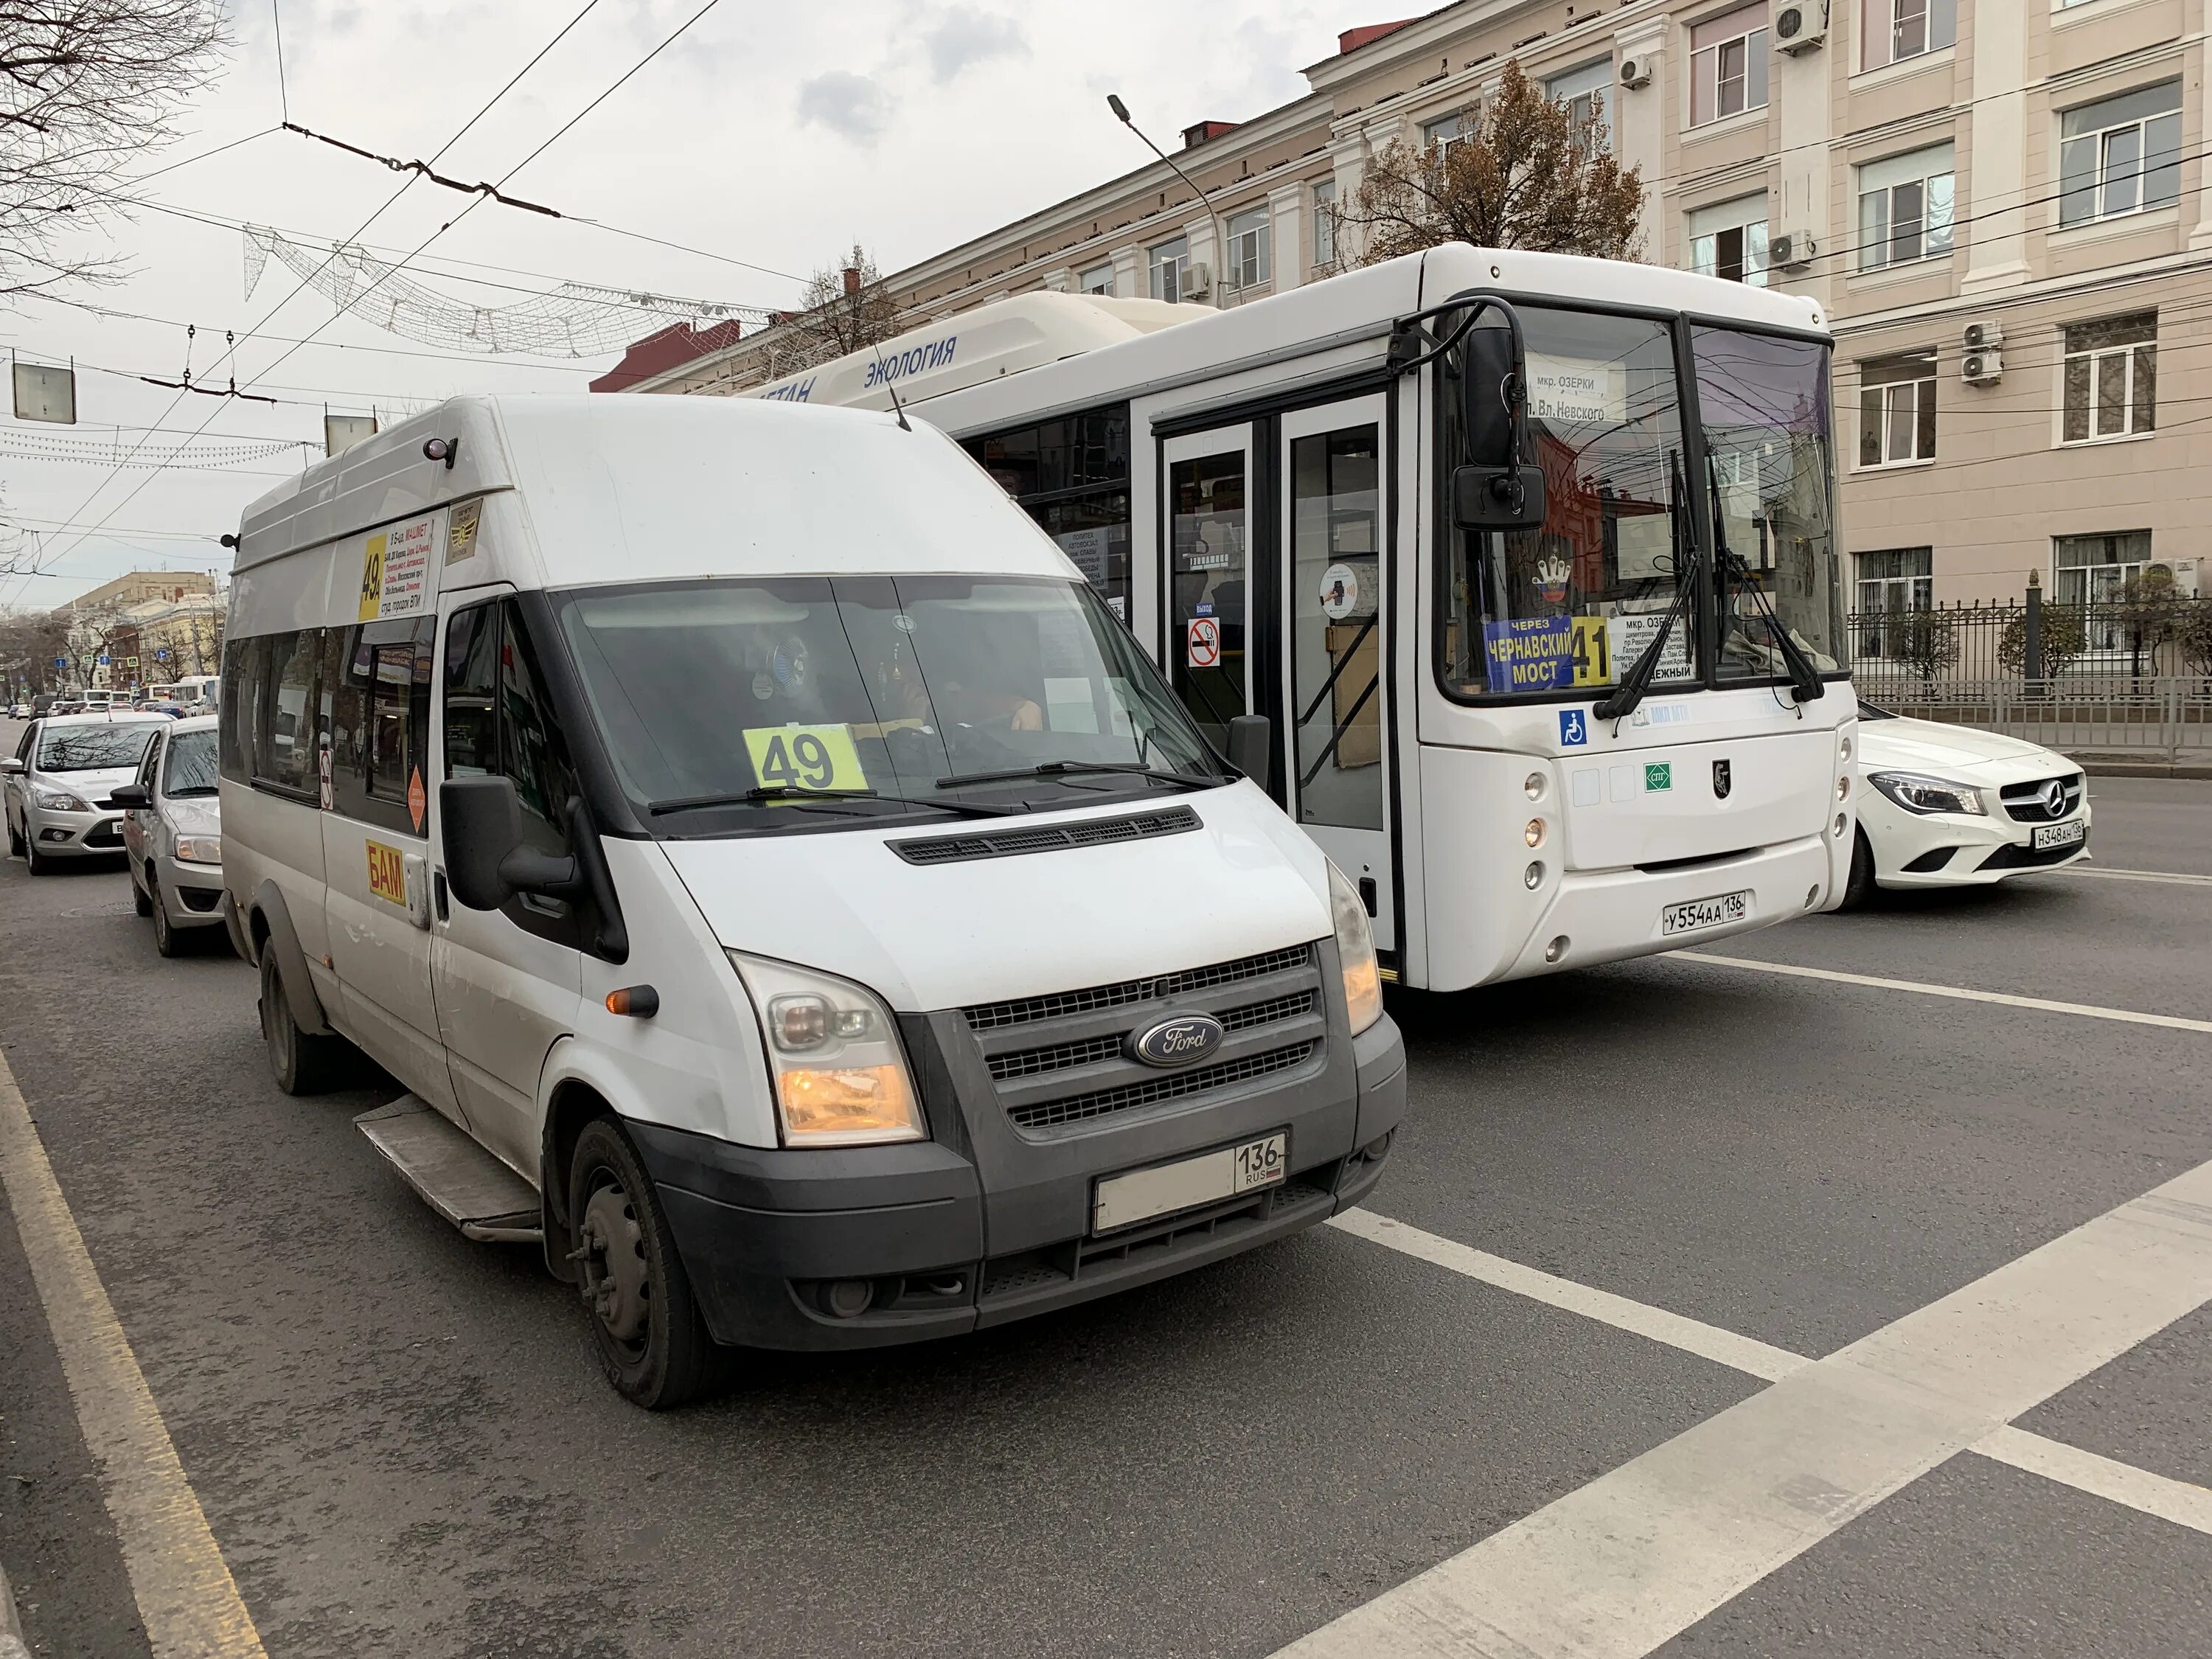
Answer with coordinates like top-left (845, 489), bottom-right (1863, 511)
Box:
top-left (0, 1), bottom-right (230, 299)
top-left (775, 243), bottom-right (904, 374)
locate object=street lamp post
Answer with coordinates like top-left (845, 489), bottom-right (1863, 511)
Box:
top-left (1107, 94), bottom-right (1227, 305)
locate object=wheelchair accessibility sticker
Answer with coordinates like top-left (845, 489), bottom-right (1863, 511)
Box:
top-left (1559, 708), bottom-right (1588, 748)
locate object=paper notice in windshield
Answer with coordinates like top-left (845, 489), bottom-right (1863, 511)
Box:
top-left (1607, 611), bottom-right (1691, 681)
top-left (356, 511), bottom-right (439, 622)
top-left (742, 725), bottom-right (867, 795)
top-left (1528, 353), bottom-right (1627, 428)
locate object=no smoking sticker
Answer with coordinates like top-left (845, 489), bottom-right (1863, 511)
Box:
top-left (1186, 616), bottom-right (1222, 669)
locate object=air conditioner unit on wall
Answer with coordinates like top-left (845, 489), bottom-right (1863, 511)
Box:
top-left (1962, 349), bottom-right (2003, 386)
top-left (1963, 320), bottom-right (2004, 351)
top-left (1774, 4), bottom-right (1827, 53)
top-left (2147, 559), bottom-right (2201, 597)
top-left (1618, 57), bottom-right (1653, 88)
top-left (1178, 262), bottom-right (1212, 301)
top-left (1770, 232), bottom-right (1816, 271)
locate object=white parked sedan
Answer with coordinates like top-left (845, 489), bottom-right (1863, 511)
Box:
top-left (1843, 704), bottom-right (2091, 905)
top-left (115, 715), bottom-right (231, 956)
top-left (1, 712), bottom-right (170, 873)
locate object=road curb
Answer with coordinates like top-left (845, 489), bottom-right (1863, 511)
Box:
top-left (2073, 759), bottom-right (2212, 780)
top-left (1, 1557), bottom-right (29, 1659)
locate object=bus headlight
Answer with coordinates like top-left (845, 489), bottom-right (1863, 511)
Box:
top-left (729, 953), bottom-right (925, 1146)
top-left (1327, 862), bottom-right (1383, 1036)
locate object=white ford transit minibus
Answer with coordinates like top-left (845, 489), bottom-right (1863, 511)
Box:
top-left (220, 395), bottom-right (1405, 1408)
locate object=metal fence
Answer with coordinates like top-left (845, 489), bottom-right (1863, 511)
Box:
top-left (1846, 594), bottom-right (2212, 759)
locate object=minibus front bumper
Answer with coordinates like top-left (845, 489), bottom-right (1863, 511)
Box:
top-left (631, 967), bottom-right (1405, 1352)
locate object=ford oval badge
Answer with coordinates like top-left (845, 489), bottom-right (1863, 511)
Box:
top-left (1130, 1013), bottom-right (1225, 1068)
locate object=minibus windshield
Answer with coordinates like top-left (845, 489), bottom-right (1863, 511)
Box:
top-left (36, 723), bottom-right (158, 772)
top-left (557, 574), bottom-right (1225, 825)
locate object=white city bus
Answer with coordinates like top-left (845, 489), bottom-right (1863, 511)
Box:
top-left (730, 248), bottom-right (1860, 992)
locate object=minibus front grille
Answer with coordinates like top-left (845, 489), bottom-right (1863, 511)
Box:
top-left (984, 989), bottom-right (1319, 1082)
top-left (889, 804), bottom-right (1201, 867)
top-left (964, 944), bottom-right (1312, 1032)
top-left (1005, 1043), bottom-right (1318, 1132)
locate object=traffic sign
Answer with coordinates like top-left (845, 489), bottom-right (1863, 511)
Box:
top-left (97, 653), bottom-right (111, 665)
top-left (156, 649), bottom-right (169, 660)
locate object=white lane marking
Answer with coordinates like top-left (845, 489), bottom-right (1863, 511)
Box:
top-left (1675, 950), bottom-right (2212, 1036)
top-left (1975, 1426), bottom-right (2212, 1534)
top-left (0, 1052), bottom-right (268, 1659)
top-left (1326, 1211), bottom-right (1806, 1383)
top-left (1332, 1213), bottom-right (2212, 1540)
top-left (1295, 1164), bottom-right (2212, 1658)
top-left (2057, 866), bottom-right (2212, 887)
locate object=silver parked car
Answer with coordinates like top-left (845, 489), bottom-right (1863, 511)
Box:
top-left (114, 714), bottom-right (230, 956)
top-left (2, 712), bottom-right (168, 873)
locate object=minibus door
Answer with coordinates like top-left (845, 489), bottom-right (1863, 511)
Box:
top-left (1160, 424), bottom-right (1267, 770)
top-left (427, 594), bottom-right (585, 1179)
top-left (1279, 396), bottom-right (1394, 951)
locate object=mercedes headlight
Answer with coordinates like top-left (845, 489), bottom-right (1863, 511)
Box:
top-left (728, 953), bottom-right (925, 1147)
top-left (1327, 862), bottom-right (1383, 1035)
top-left (174, 835), bottom-right (223, 865)
top-left (32, 786), bottom-right (91, 813)
top-left (1868, 771), bottom-right (1985, 816)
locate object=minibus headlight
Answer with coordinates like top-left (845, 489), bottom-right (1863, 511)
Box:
top-left (1326, 862), bottom-right (1383, 1036)
top-left (729, 953), bottom-right (925, 1147)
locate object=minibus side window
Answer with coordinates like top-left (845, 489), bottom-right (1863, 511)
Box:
top-left (330, 619), bottom-right (435, 834)
top-left (218, 637), bottom-right (262, 785)
top-left (442, 605), bottom-right (500, 778)
top-left (254, 630), bottom-right (323, 799)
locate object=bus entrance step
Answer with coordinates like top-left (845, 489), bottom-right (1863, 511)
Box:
top-left (356, 1096), bottom-right (543, 1244)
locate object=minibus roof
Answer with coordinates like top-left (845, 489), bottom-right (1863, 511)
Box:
top-left (231, 395), bottom-right (1076, 588)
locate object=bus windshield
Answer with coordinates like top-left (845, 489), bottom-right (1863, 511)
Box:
top-left (555, 574), bottom-right (1225, 829)
top-left (1439, 305), bottom-right (1843, 701)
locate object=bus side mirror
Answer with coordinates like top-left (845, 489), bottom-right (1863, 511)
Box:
top-left (1226, 714), bottom-right (1272, 791)
top-left (441, 776), bottom-right (579, 911)
top-left (1454, 326), bottom-right (1548, 532)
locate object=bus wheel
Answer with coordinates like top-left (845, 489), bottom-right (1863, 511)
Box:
top-left (258, 950), bottom-right (344, 1094)
top-left (1840, 827), bottom-right (1877, 911)
top-left (568, 1116), bottom-right (717, 1410)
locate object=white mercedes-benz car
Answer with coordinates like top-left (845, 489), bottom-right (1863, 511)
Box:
top-left (1843, 704), bottom-right (2090, 905)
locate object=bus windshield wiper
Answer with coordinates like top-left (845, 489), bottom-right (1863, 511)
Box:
top-left (935, 760), bottom-right (1211, 790)
top-left (1706, 453), bottom-right (1823, 706)
top-left (650, 787), bottom-right (1018, 818)
top-left (1594, 453), bottom-right (1700, 723)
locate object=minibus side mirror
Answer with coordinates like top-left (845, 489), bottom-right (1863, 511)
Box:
top-left (1226, 714), bottom-right (1272, 791)
top-left (441, 776), bottom-right (578, 912)
top-left (1453, 325), bottom-right (1548, 534)
top-left (109, 783), bottom-right (150, 809)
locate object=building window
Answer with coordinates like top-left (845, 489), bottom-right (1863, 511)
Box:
top-left (1149, 236), bottom-right (1189, 302)
top-left (1858, 354), bottom-right (1937, 466)
top-left (1078, 263), bottom-right (1114, 296)
top-left (1548, 60), bottom-right (1613, 153)
top-left (2062, 313), bottom-right (2156, 443)
top-left (1861, 0), bottom-right (1955, 72)
top-left (1312, 179), bottom-right (1338, 266)
top-left (2054, 532), bottom-right (2151, 622)
top-left (1689, 4), bottom-right (1770, 128)
top-left (2058, 83), bottom-right (2181, 227)
top-left (1854, 548), bottom-right (1933, 656)
top-left (1689, 195), bottom-right (1768, 285)
top-left (1422, 111), bottom-right (1470, 155)
top-left (1224, 206), bottom-right (1271, 291)
top-left (1857, 143), bottom-right (1954, 271)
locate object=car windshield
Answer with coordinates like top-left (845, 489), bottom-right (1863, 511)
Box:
top-left (1690, 326), bottom-right (1846, 681)
top-left (1442, 307), bottom-right (1697, 698)
top-left (36, 723), bottom-right (159, 772)
top-left (555, 574), bottom-right (1224, 825)
top-left (162, 728), bottom-right (220, 796)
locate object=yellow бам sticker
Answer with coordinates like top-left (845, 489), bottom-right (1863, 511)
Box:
top-left (358, 533), bottom-right (388, 622)
top-left (742, 725), bottom-right (868, 796)
top-left (366, 839), bottom-right (408, 905)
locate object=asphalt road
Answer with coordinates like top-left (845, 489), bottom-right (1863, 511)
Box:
top-left (2, 754), bottom-right (2208, 1658)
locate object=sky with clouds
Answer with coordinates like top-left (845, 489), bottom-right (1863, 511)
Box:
top-left (2, 0), bottom-right (1342, 608)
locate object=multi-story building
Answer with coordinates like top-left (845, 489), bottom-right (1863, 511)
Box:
top-left (624, 0), bottom-right (2211, 613)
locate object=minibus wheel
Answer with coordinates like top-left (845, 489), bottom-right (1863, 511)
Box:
top-left (258, 950), bottom-right (344, 1095)
top-left (568, 1116), bottom-right (717, 1410)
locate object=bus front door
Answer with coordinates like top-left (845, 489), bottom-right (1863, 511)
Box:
top-left (1161, 425), bottom-right (1258, 767)
top-left (1279, 396), bottom-right (1394, 953)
